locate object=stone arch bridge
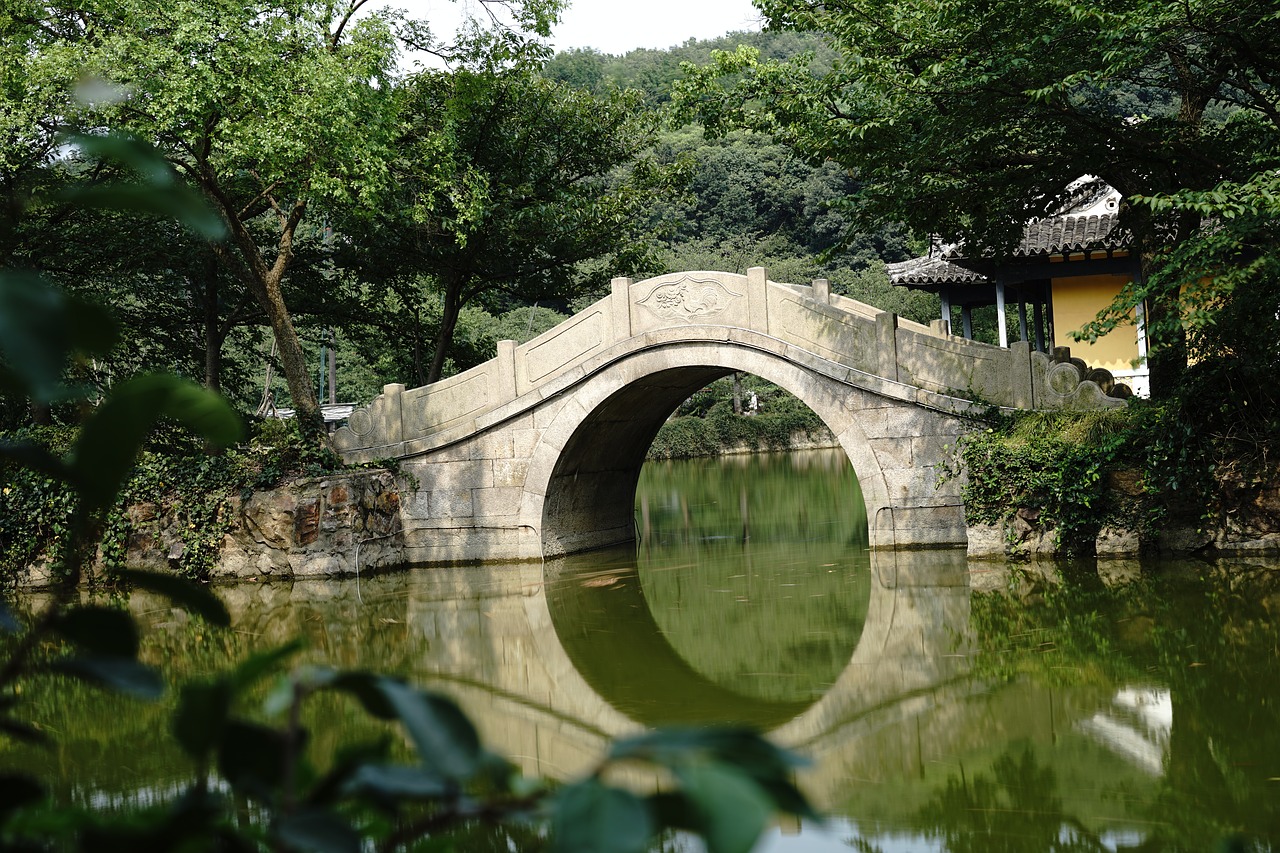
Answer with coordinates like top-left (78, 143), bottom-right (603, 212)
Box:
top-left (334, 269), bottom-right (1117, 563)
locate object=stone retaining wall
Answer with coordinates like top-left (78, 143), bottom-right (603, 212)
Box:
top-left (16, 469), bottom-right (407, 588)
top-left (967, 518), bottom-right (1280, 561)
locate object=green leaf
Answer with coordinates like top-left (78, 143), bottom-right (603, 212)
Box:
top-left (54, 606), bottom-right (139, 658)
top-left (61, 131), bottom-right (227, 239)
top-left (275, 808), bottom-right (360, 853)
top-left (53, 655), bottom-right (164, 699)
top-left (124, 569), bottom-right (230, 627)
top-left (262, 674), bottom-right (302, 719)
top-left (325, 671), bottom-right (397, 719)
top-left (64, 131), bottom-right (174, 184)
top-left (0, 773), bottom-right (45, 819)
top-left (69, 374), bottom-right (242, 513)
top-left (307, 738), bottom-right (394, 807)
top-left (374, 679), bottom-right (481, 781)
top-left (0, 272), bottom-right (118, 404)
top-left (674, 762), bottom-right (771, 853)
top-left (0, 440), bottom-right (70, 484)
top-left (173, 680), bottom-right (233, 761)
top-left (610, 730), bottom-right (817, 832)
top-left (610, 727), bottom-right (807, 774)
top-left (63, 184), bottom-right (227, 241)
top-left (342, 764), bottom-right (451, 800)
top-left (218, 721), bottom-right (293, 796)
top-left (231, 641), bottom-right (303, 692)
top-left (647, 791), bottom-right (700, 832)
top-left (550, 779), bottom-right (652, 853)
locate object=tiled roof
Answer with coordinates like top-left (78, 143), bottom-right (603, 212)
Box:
top-left (955, 212), bottom-right (1126, 258)
top-left (885, 253), bottom-right (988, 286)
top-left (889, 211), bottom-right (1129, 286)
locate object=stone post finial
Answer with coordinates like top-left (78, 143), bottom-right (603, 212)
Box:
top-left (746, 267), bottom-right (769, 332)
top-left (610, 277), bottom-right (633, 340)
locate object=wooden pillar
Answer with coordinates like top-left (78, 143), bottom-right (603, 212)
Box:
top-left (1033, 298), bottom-right (1045, 352)
top-left (961, 305), bottom-right (973, 340)
top-left (1136, 299), bottom-right (1149, 363)
top-left (1017, 292), bottom-right (1029, 342)
top-left (1045, 284), bottom-right (1056, 350)
top-left (939, 289), bottom-right (952, 335)
top-left (995, 280), bottom-right (1008, 348)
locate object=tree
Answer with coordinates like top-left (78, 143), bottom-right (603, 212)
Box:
top-left (347, 67), bottom-right (683, 385)
top-left (6, 0), bottom-right (565, 429)
top-left (676, 0), bottom-right (1280, 396)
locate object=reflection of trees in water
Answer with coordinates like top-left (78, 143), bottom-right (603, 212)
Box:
top-left (626, 451), bottom-right (871, 705)
top-left (1, 579), bottom-right (429, 805)
top-left (969, 563), bottom-right (1280, 851)
top-left (917, 747), bottom-right (1105, 853)
top-left (636, 448), bottom-right (867, 549)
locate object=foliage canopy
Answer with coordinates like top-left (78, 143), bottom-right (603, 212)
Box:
top-left (676, 0), bottom-right (1280, 394)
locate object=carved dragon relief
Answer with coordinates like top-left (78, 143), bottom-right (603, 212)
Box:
top-left (636, 274), bottom-right (743, 323)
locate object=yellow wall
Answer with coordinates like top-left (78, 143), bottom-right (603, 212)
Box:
top-left (1051, 273), bottom-right (1141, 374)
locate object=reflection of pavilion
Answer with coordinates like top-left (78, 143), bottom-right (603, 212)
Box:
top-left (1078, 686), bottom-right (1172, 776)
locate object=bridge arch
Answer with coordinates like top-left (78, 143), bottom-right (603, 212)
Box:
top-left (335, 268), bottom-right (1119, 564)
top-left (519, 337), bottom-right (893, 556)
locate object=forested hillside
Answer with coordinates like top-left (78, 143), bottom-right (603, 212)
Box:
top-left (1, 22), bottom-right (934, 423)
top-left (320, 29), bottom-right (936, 407)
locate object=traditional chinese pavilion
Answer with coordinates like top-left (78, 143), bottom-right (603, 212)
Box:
top-left (886, 179), bottom-right (1149, 396)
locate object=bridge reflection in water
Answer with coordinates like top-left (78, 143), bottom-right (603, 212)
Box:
top-left (401, 448), bottom-right (978, 815)
top-left (9, 446), bottom-right (1210, 847)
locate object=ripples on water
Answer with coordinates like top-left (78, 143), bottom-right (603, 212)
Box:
top-left (4, 449), bottom-right (1279, 851)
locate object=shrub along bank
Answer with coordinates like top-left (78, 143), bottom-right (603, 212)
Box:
top-left (953, 391), bottom-right (1280, 559)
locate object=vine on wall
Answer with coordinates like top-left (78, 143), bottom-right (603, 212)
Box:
top-left (944, 406), bottom-right (1208, 555)
top-left (0, 419), bottom-right (350, 586)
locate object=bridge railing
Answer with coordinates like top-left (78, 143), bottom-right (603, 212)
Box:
top-left (334, 268), bottom-right (1118, 462)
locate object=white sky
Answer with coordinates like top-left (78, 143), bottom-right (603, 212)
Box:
top-left (389, 0), bottom-right (764, 56)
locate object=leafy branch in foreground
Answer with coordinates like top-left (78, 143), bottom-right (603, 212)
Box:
top-left (1, 132), bottom-right (815, 852)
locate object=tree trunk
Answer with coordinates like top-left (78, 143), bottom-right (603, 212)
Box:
top-left (1145, 277), bottom-right (1187, 399)
top-left (260, 273), bottom-right (321, 434)
top-left (426, 282), bottom-right (463, 386)
top-left (202, 255), bottom-right (222, 394)
top-left (198, 168), bottom-right (322, 438)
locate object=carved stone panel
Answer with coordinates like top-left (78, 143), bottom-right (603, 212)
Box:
top-left (630, 272), bottom-right (749, 332)
top-left (771, 294), bottom-right (874, 372)
top-left (406, 367), bottom-right (494, 436)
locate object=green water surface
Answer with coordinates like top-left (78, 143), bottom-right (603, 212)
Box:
top-left (4, 449), bottom-right (1280, 852)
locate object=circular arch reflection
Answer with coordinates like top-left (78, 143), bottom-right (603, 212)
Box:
top-left (545, 450), bottom-right (872, 730)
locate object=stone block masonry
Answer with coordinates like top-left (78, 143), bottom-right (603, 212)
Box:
top-left (329, 269), bottom-right (1120, 565)
top-left (11, 270), bottom-right (1129, 587)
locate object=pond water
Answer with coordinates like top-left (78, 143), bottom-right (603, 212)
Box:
top-left (6, 448), bottom-right (1280, 851)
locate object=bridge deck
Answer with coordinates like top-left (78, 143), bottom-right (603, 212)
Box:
top-left (330, 270), bottom-right (1118, 562)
